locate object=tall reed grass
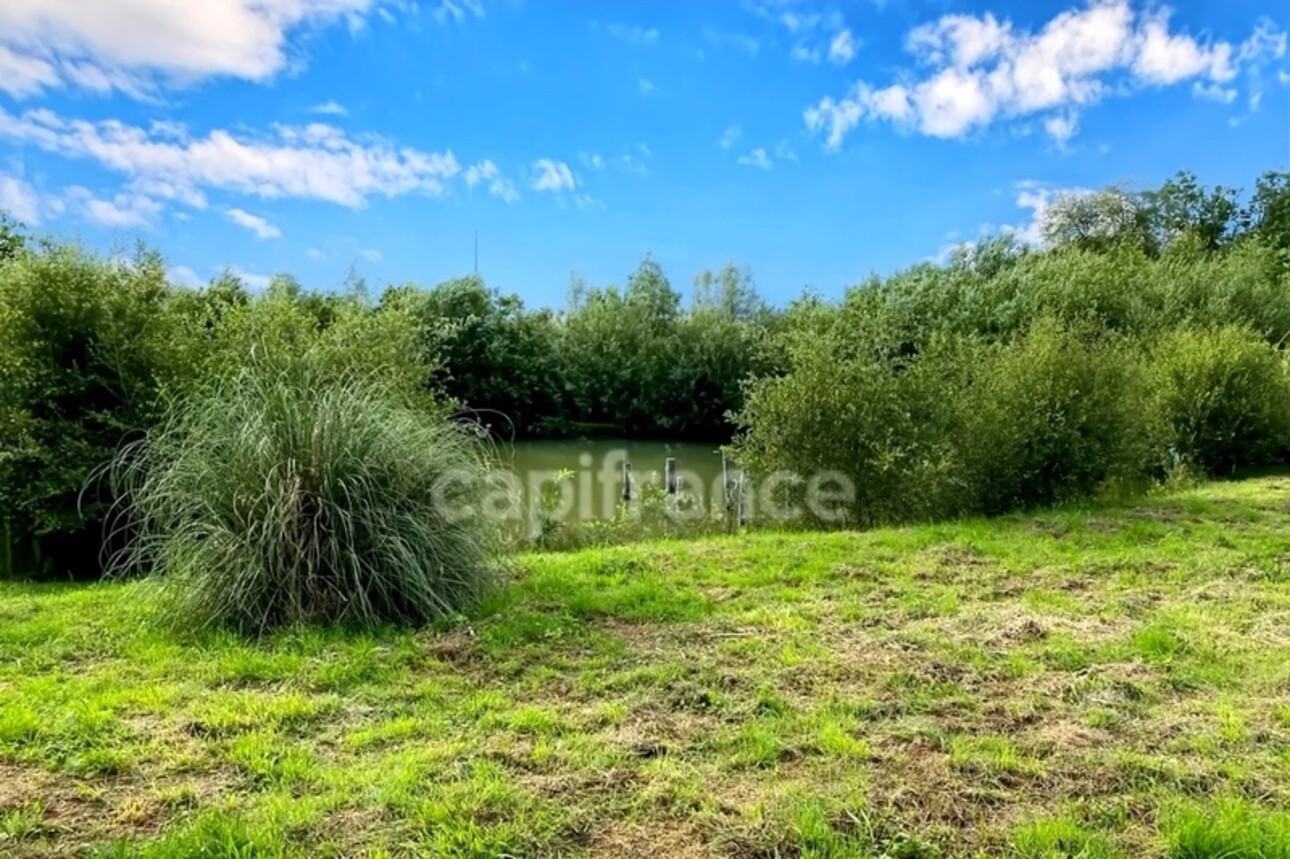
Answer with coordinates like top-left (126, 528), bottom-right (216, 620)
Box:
top-left (108, 351), bottom-right (499, 633)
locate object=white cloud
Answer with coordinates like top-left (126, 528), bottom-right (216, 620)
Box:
top-left (805, 1), bottom-right (1282, 149)
top-left (737, 148), bottom-right (773, 170)
top-left (168, 265), bottom-right (203, 287)
top-left (0, 107), bottom-right (462, 208)
top-left (0, 0), bottom-right (378, 98)
top-left (1238, 19), bottom-right (1288, 67)
top-left (128, 177), bottom-right (208, 209)
top-left (1044, 111), bottom-right (1080, 147)
top-left (774, 140), bottom-right (799, 162)
top-left (577, 149), bottom-right (649, 178)
top-left (996, 180), bottom-right (1102, 247)
top-left (604, 23), bottom-right (659, 47)
top-left (530, 158), bottom-right (576, 193)
top-left (638, 77), bottom-right (656, 95)
top-left (224, 207), bottom-right (281, 239)
top-left (0, 44), bottom-right (60, 98)
top-left (1132, 8), bottom-right (1233, 84)
top-left (302, 236), bottom-right (382, 263)
top-left (0, 174), bottom-right (43, 224)
top-left (828, 29), bottom-right (857, 65)
top-left (65, 185), bottom-right (161, 228)
top-left (229, 265), bottom-right (272, 290)
top-left (791, 44), bottom-right (822, 64)
top-left (309, 100), bottom-right (348, 116)
top-left (464, 159), bottom-right (520, 203)
top-left (430, 0), bottom-right (484, 25)
top-left (1229, 19), bottom-right (1289, 120)
top-left (747, 1), bottom-right (851, 65)
top-left (803, 93), bottom-right (868, 149)
top-left (1003, 183), bottom-right (1056, 246)
top-left (718, 124), bottom-right (742, 149)
top-left (1192, 81), bottom-right (1237, 103)
top-left (745, 2), bottom-right (843, 35)
top-left (618, 152), bottom-right (650, 178)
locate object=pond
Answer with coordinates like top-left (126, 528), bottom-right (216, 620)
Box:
top-left (496, 438), bottom-right (729, 524)
top-left (0, 439), bottom-right (736, 578)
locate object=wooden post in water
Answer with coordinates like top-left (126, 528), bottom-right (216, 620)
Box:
top-left (622, 460), bottom-right (633, 503)
top-left (665, 457), bottom-right (677, 495)
top-left (737, 469), bottom-right (748, 527)
top-left (722, 455), bottom-right (737, 533)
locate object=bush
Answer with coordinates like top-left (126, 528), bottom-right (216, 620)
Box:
top-left (109, 347), bottom-right (500, 633)
top-left (733, 311), bottom-right (963, 527)
top-left (0, 244), bottom-right (186, 577)
top-left (734, 317), bottom-right (1152, 525)
top-left (957, 320), bottom-right (1149, 513)
top-left (1146, 326), bottom-right (1290, 475)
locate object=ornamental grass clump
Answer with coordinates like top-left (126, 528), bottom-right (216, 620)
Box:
top-left (109, 352), bottom-right (499, 634)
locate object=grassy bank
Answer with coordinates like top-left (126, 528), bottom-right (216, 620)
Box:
top-left (3, 477), bottom-right (1290, 857)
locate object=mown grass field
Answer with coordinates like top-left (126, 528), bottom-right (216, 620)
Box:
top-left (3, 477), bottom-right (1290, 858)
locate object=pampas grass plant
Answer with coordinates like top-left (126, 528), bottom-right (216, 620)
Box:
top-left (108, 349), bottom-right (499, 634)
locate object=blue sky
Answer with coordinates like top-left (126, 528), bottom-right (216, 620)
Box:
top-left (0, 0), bottom-right (1287, 307)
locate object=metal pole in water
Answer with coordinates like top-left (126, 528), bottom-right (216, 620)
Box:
top-left (665, 457), bottom-right (677, 495)
top-left (622, 460), bottom-right (632, 503)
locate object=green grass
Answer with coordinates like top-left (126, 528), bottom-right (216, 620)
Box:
top-left (3, 475), bottom-right (1290, 856)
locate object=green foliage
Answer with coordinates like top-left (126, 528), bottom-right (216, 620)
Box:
top-left (3, 166), bottom-right (1290, 582)
top-left (559, 258), bottom-right (684, 436)
top-left (1141, 170), bottom-right (1242, 252)
top-left (1244, 171), bottom-right (1290, 253)
top-left (0, 245), bottom-right (186, 576)
top-left (736, 311), bottom-right (1153, 525)
top-left (556, 256), bottom-right (770, 439)
top-left (108, 341), bottom-right (500, 633)
top-left (382, 276), bottom-right (564, 437)
top-left (373, 257), bottom-right (771, 442)
top-left (0, 216), bottom-right (26, 262)
top-left (1041, 187), bottom-right (1154, 254)
top-left (1146, 326), bottom-right (1290, 474)
top-left (734, 309), bottom-right (961, 526)
top-left (958, 321), bottom-right (1146, 513)
top-left (735, 225), bottom-right (1290, 526)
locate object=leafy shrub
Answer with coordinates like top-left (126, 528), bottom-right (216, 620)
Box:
top-left (735, 316), bottom-right (1151, 524)
top-left (0, 245), bottom-right (186, 577)
top-left (109, 347), bottom-right (500, 633)
top-left (957, 320), bottom-right (1148, 513)
top-left (733, 311), bottom-right (962, 527)
top-left (1146, 326), bottom-right (1290, 474)
top-left (381, 276), bottom-right (566, 437)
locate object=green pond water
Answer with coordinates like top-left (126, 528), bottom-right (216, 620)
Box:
top-left (0, 439), bottom-right (731, 576)
top-left (497, 438), bottom-right (728, 523)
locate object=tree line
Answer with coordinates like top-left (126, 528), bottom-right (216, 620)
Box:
top-left (1, 168), bottom-right (1288, 575)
